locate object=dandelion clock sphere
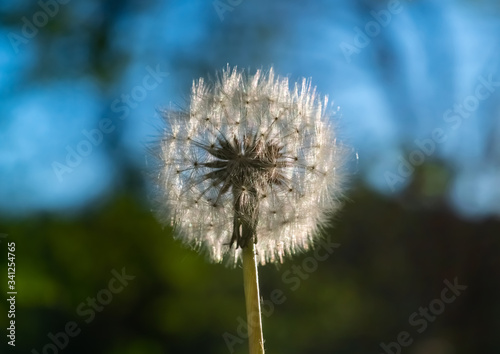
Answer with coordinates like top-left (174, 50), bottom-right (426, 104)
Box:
top-left (153, 66), bottom-right (344, 266)
top-left (151, 66), bottom-right (345, 354)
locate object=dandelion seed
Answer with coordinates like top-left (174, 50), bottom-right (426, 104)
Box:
top-left (152, 65), bottom-right (344, 266)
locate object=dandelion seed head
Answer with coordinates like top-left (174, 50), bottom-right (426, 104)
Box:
top-left (152, 66), bottom-right (345, 266)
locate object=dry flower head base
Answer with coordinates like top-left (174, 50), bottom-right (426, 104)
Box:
top-left (155, 66), bottom-right (343, 266)
top-left (152, 66), bottom-right (344, 354)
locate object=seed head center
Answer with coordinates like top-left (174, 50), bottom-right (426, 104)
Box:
top-left (205, 133), bottom-right (286, 193)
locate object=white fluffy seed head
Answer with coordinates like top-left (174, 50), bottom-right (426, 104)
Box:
top-left (151, 65), bottom-right (345, 266)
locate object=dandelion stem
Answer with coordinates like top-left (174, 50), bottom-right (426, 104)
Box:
top-left (242, 241), bottom-right (265, 354)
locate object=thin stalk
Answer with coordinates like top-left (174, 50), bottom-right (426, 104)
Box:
top-left (242, 242), bottom-right (265, 354)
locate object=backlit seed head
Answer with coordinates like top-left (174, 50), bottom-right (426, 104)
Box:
top-left (151, 66), bottom-right (345, 266)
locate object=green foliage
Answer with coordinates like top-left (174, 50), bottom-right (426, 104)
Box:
top-left (0, 182), bottom-right (498, 353)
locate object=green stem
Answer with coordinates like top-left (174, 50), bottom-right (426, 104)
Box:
top-left (242, 242), bottom-right (265, 354)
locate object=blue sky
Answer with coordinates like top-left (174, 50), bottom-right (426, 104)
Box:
top-left (1, 0), bottom-right (500, 218)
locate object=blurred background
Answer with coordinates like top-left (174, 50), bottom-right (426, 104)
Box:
top-left (1, 0), bottom-right (499, 353)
